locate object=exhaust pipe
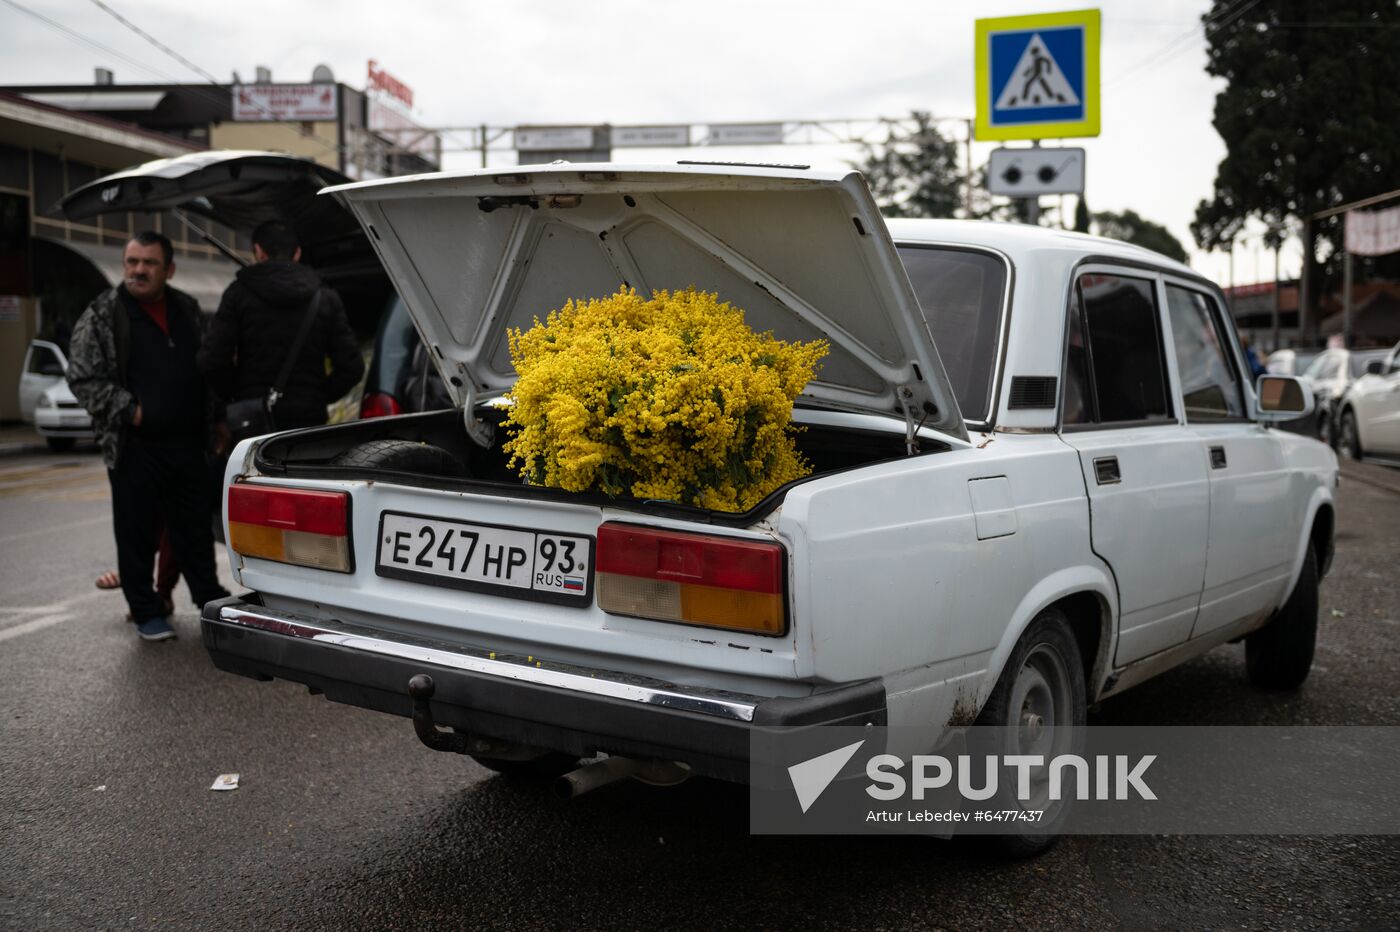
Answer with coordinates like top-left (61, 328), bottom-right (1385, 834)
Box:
top-left (554, 757), bottom-right (692, 799)
top-left (555, 757), bottom-right (645, 799)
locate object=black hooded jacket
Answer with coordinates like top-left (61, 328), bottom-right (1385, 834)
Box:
top-left (199, 260), bottom-right (364, 429)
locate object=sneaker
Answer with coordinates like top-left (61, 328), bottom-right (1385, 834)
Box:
top-left (136, 617), bottom-right (176, 641)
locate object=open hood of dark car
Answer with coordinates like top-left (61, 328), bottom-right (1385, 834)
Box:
top-left (57, 150), bottom-right (388, 329)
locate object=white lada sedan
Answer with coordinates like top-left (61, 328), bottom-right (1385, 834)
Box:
top-left (198, 164), bottom-right (1336, 854)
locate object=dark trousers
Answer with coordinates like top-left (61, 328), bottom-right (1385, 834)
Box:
top-left (109, 437), bottom-right (228, 620)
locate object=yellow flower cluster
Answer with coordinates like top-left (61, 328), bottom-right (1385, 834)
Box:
top-left (502, 288), bottom-right (828, 512)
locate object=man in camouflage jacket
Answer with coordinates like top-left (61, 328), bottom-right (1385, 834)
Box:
top-left (68, 231), bottom-right (229, 641)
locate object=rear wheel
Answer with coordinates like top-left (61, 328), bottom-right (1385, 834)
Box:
top-left (45, 437), bottom-right (75, 452)
top-left (973, 608), bottom-right (1086, 858)
top-left (1246, 548), bottom-right (1318, 691)
top-left (1339, 409), bottom-right (1363, 460)
top-left (329, 439), bottom-right (465, 476)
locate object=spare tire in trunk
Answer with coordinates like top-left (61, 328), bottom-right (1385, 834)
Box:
top-left (329, 439), bottom-right (467, 477)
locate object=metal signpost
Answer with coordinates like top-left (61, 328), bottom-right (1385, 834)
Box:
top-left (975, 9), bottom-right (1100, 222)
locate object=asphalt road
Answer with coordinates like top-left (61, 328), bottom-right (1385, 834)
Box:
top-left (1, 438), bottom-right (1397, 931)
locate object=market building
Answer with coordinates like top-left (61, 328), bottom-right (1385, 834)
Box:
top-left (0, 64), bottom-right (438, 419)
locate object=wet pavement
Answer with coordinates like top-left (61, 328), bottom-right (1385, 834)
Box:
top-left (0, 440), bottom-right (1396, 931)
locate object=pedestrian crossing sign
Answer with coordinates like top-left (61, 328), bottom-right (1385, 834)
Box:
top-left (975, 9), bottom-right (1100, 141)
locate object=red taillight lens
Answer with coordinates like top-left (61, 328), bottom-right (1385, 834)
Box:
top-left (360, 392), bottom-right (402, 419)
top-left (596, 523), bottom-right (785, 635)
top-left (227, 484), bottom-right (352, 572)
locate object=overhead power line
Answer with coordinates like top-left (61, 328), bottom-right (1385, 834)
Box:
top-left (0, 0), bottom-right (186, 84)
top-left (1112, 0), bottom-right (1264, 90)
top-left (4, 0), bottom-right (342, 160)
top-left (85, 0), bottom-right (224, 85)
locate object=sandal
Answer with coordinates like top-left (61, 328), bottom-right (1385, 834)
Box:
top-left (95, 571), bottom-right (121, 590)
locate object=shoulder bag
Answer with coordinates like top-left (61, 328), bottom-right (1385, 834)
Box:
top-left (225, 289), bottom-right (323, 440)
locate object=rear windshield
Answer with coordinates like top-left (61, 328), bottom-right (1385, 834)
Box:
top-left (896, 246), bottom-right (1008, 421)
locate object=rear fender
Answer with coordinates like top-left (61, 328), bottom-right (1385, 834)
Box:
top-left (972, 565), bottom-right (1119, 716)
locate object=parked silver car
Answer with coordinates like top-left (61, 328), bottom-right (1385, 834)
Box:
top-left (17, 339), bottom-right (93, 452)
top-left (1335, 341), bottom-right (1400, 462)
top-left (1301, 347), bottom-right (1392, 445)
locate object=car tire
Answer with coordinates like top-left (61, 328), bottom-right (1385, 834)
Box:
top-left (1339, 409), bottom-right (1363, 460)
top-left (470, 752), bottom-right (580, 780)
top-left (972, 607), bottom-right (1087, 859)
top-left (1316, 404), bottom-right (1333, 446)
top-left (45, 437), bottom-right (76, 452)
top-left (1245, 548), bottom-right (1318, 691)
top-left (329, 439), bottom-right (466, 476)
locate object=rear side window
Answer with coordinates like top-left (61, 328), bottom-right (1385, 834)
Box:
top-left (896, 246), bottom-right (1008, 421)
top-left (1065, 273), bottom-right (1172, 426)
top-left (1165, 286), bottom-right (1245, 420)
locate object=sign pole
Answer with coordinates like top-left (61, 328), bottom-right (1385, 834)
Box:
top-left (964, 119), bottom-right (974, 218)
top-left (1025, 140), bottom-right (1041, 225)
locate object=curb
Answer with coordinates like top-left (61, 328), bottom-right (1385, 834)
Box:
top-left (1339, 458), bottom-right (1400, 497)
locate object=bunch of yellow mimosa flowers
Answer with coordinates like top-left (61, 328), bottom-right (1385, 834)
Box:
top-left (503, 287), bottom-right (827, 512)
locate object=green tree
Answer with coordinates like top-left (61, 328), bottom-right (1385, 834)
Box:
top-left (1073, 196), bottom-right (1091, 233)
top-left (855, 111), bottom-right (963, 218)
top-left (1094, 209), bottom-right (1189, 262)
top-left (1191, 0), bottom-right (1400, 337)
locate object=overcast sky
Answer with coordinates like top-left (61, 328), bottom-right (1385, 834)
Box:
top-left (1, 0), bottom-right (1295, 287)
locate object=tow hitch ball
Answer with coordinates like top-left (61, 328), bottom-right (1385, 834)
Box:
top-left (407, 674), bottom-right (470, 754)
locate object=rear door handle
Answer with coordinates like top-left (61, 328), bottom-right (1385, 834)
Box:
top-left (1093, 456), bottom-right (1121, 485)
top-left (1210, 445), bottom-right (1227, 469)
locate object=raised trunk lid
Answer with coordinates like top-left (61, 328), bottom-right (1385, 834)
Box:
top-left (323, 163), bottom-right (965, 439)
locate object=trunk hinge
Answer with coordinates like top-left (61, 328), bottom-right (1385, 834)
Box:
top-left (896, 384), bottom-right (932, 456)
top-left (461, 382), bottom-right (496, 449)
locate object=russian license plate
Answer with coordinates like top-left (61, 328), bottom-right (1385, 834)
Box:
top-left (375, 511), bottom-right (594, 605)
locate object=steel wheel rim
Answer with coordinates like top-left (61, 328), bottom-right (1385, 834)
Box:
top-left (1006, 642), bottom-right (1074, 810)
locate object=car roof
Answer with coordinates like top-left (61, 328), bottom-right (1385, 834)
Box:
top-left (884, 217), bottom-right (1201, 282)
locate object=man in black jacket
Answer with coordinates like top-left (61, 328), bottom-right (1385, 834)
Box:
top-left (200, 220), bottom-right (364, 434)
top-left (68, 231), bottom-right (230, 641)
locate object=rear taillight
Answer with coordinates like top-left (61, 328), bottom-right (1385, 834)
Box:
top-left (359, 392), bottom-right (402, 419)
top-left (227, 484), bottom-right (352, 572)
top-left (596, 523), bottom-right (785, 635)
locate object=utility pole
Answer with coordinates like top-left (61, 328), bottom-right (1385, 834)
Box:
top-left (1272, 242), bottom-right (1281, 352)
top-left (1342, 248), bottom-right (1353, 349)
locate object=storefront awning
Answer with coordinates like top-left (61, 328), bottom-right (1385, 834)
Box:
top-left (22, 91), bottom-right (168, 111)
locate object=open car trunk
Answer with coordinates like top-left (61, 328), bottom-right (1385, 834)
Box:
top-left (322, 163), bottom-right (967, 442)
top-left (253, 407), bottom-right (949, 526)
